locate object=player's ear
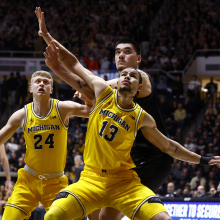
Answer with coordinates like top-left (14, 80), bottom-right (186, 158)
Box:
top-left (50, 87), bottom-right (53, 94)
top-left (29, 85), bottom-right (33, 93)
top-left (138, 84), bottom-right (143, 91)
top-left (137, 55), bottom-right (141, 64)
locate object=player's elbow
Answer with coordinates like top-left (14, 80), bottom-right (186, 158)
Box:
top-left (162, 138), bottom-right (173, 154)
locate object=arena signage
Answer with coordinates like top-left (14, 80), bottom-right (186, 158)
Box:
top-left (164, 202), bottom-right (220, 220)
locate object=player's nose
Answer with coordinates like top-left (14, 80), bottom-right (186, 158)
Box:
top-left (119, 52), bottom-right (125, 59)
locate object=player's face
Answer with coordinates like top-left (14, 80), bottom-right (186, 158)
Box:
top-left (115, 43), bottom-right (141, 71)
top-left (30, 76), bottom-right (53, 96)
top-left (118, 68), bottom-right (142, 95)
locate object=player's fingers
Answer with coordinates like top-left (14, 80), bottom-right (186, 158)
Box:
top-left (51, 41), bottom-right (59, 54)
top-left (50, 41), bottom-right (56, 51)
top-left (35, 8), bottom-right (40, 19)
top-left (36, 7), bottom-right (40, 17)
top-left (46, 46), bottom-right (53, 54)
top-left (43, 52), bottom-right (49, 59)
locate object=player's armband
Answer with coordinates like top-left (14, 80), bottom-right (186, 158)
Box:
top-left (199, 156), bottom-right (215, 165)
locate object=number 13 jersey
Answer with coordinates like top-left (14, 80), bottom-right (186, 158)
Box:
top-left (84, 86), bottom-right (145, 170)
top-left (23, 99), bottom-right (68, 173)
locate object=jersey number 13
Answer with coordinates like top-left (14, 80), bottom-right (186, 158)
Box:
top-left (99, 121), bottom-right (119, 142)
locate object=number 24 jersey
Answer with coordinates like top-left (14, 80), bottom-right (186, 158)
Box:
top-left (23, 99), bottom-right (68, 173)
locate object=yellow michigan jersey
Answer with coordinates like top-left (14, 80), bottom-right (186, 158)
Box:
top-left (23, 99), bottom-right (68, 173)
top-left (84, 86), bottom-right (145, 170)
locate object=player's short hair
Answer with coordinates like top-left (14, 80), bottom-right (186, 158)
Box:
top-left (31, 71), bottom-right (53, 86)
top-left (115, 38), bottom-right (141, 55)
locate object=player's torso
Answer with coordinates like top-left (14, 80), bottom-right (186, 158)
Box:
top-left (84, 87), bottom-right (145, 170)
top-left (132, 72), bottom-right (173, 168)
top-left (23, 99), bottom-right (68, 173)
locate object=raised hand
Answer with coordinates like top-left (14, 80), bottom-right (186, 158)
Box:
top-left (35, 7), bottom-right (48, 37)
top-left (74, 91), bottom-right (94, 106)
top-left (44, 41), bottom-right (60, 70)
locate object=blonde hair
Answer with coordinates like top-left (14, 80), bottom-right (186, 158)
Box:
top-left (31, 71), bottom-right (53, 86)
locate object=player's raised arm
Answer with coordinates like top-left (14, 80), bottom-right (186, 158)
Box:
top-left (44, 42), bottom-right (108, 100)
top-left (0, 109), bottom-right (25, 146)
top-left (35, 7), bottom-right (80, 71)
top-left (35, 7), bottom-right (94, 98)
top-left (140, 112), bottom-right (220, 167)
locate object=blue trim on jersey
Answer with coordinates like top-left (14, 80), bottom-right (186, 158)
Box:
top-left (131, 196), bottom-right (157, 220)
top-left (55, 100), bottom-right (68, 130)
top-left (90, 89), bottom-right (114, 115)
top-left (134, 108), bottom-right (143, 138)
top-left (61, 190), bottom-right (86, 217)
top-left (22, 105), bottom-right (28, 131)
top-left (5, 203), bottom-right (30, 217)
top-left (115, 90), bottom-right (138, 112)
top-left (31, 99), bottom-right (53, 119)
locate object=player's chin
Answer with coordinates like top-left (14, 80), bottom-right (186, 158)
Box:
top-left (117, 64), bottom-right (127, 72)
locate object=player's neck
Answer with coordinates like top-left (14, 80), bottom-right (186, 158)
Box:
top-left (117, 92), bottom-right (134, 108)
top-left (33, 97), bottom-right (51, 117)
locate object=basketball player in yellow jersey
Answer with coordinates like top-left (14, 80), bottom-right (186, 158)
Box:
top-left (0, 70), bottom-right (92, 220)
top-left (44, 43), bottom-right (220, 220)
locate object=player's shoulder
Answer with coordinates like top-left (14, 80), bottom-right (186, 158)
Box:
top-left (8, 108), bottom-right (25, 125)
top-left (141, 111), bottom-right (156, 128)
top-left (137, 70), bottom-right (152, 98)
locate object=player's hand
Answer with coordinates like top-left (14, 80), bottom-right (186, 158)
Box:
top-left (5, 180), bottom-right (13, 191)
top-left (35, 7), bottom-right (48, 37)
top-left (44, 41), bottom-right (60, 70)
top-left (74, 91), bottom-right (93, 106)
top-left (209, 156), bottom-right (220, 168)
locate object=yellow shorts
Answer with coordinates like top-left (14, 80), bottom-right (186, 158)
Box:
top-left (5, 168), bottom-right (68, 219)
top-left (52, 166), bottom-right (167, 220)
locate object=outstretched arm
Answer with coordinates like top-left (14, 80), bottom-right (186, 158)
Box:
top-left (0, 144), bottom-right (12, 191)
top-left (140, 112), bottom-right (220, 167)
top-left (35, 7), bottom-right (79, 71)
top-left (0, 109), bottom-right (24, 146)
top-left (44, 42), bottom-right (108, 100)
top-left (35, 7), bottom-right (94, 99)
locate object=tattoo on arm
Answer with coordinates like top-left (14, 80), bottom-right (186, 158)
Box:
top-left (175, 146), bottom-right (178, 153)
top-left (77, 80), bottom-right (87, 89)
top-left (60, 57), bottom-right (66, 62)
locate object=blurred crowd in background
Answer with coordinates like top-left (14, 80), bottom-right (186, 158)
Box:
top-left (0, 0), bottom-right (220, 218)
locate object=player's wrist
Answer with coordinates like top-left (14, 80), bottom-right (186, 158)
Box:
top-left (40, 31), bottom-right (50, 37)
top-left (199, 156), bottom-right (215, 165)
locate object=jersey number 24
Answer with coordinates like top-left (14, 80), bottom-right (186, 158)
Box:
top-left (34, 133), bottom-right (54, 149)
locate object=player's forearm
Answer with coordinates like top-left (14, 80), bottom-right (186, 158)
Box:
top-left (42, 33), bottom-right (81, 73)
top-left (50, 63), bottom-right (95, 100)
top-left (165, 139), bottom-right (201, 164)
top-left (1, 157), bottom-right (11, 182)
